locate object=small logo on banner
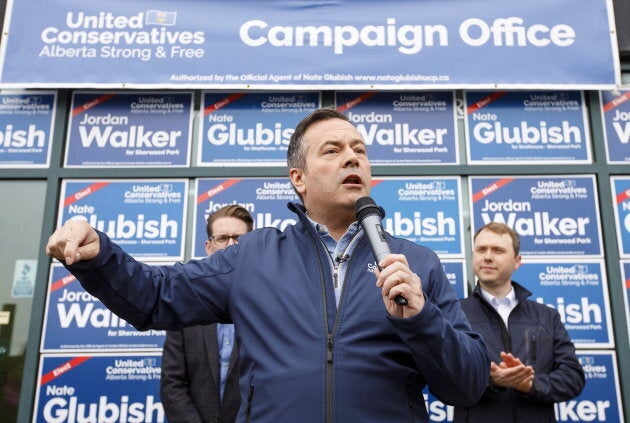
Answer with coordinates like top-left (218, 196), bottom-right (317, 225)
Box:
top-left (574, 265), bottom-right (588, 274)
top-left (158, 184), bottom-right (173, 193)
top-left (579, 356), bottom-right (594, 365)
top-left (145, 10), bottom-right (177, 26)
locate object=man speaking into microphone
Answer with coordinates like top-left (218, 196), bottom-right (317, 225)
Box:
top-left (46, 107), bottom-right (489, 422)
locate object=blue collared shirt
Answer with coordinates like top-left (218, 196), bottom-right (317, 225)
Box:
top-left (216, 323), bottom-right (234, 400)
top-left (307, 217), bottom-right (362, 304)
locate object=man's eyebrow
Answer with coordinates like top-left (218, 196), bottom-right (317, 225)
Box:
top-left (322, 139), bottom-right (342, 146)
top-left (318, 139), bottom-right (343, 149)
top-left (318, 138), bottom-right (365, 149)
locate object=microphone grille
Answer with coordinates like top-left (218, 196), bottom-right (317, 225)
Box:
top-left (355, 196), bottom-right (382, 222)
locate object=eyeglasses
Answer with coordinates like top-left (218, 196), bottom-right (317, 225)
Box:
top-left (209, 234), bottom-right (242, 246)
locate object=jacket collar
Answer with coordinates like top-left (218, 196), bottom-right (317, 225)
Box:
top-left (472, 280), bottom-right (532, 303)
top-left (287, 202), bottom-right (310, 231)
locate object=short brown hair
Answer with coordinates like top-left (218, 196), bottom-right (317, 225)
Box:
top-left (206, 204), bottom-right (254, 238)
top-left (473, 222), bottom-right (520, 256)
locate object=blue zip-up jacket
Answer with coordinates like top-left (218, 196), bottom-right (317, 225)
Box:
top-left (66, 203), bottom-right (489, 423)
top-left (454, 282), bottom-right (585, 423)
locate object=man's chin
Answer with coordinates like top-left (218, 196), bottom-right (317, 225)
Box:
top-left (346, 188), bottom-right (365, 196)
top-left (342, 192), bottom-right (369, 209)
top-left (343, 184), bottom-right (369, 195)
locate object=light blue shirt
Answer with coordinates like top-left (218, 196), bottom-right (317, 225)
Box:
top-left (308, 217), bottom-right (362, 304)
top-left (216, 323), bottom-right (234, 400)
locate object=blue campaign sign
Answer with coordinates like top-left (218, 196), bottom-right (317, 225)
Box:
top-left (442, 260), bottom-right (467, 300)
top-left (611, 176), bottom-right (630, 258)
top-left (371, 177), bottom-right (464, 257)
top-left (622, 262), bottom-right (630, 348)
top-left (65, 91), bottom-right (193, 167)
top-left (469, 175), bottom-right (603, 256)
top-left (0, 1), bottom-right (618, 88)
top-left (465, 91), bottom-right (591, 164)
top-left (41, 264), bottom-right (165, 352)
top-left (0, 91), bottom-right (56, 168)
top-left (555, 351), bottom-right (624, 423)
top-left (422, 388), bottom-right (454, 422)
top-left (58, 179), bottom-right (188, 260)
top-left (512, 259), bottom-right (613, 348)
top-left (33, 353), bottom-right (164, 423)
top-left (193, 177), bottom-right (300, 258)
top-left (335, 91), bottom-right (458, 164)
top-left (600, 90), bottom-right (630, 164)
top-left (197, 92), bottom-right (320, 166)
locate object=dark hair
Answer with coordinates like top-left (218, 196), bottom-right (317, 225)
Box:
top-left (473, 222), bottom-right (520, 256)
top-left (206, 204), bottom-right (254, 238)
top-left (287, 107), bottom-right (350, 171)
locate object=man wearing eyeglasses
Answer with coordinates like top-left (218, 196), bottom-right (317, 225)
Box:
top-left (160, 204), bottom-right (254, 423)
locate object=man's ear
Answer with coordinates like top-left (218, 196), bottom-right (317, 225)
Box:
top-left (289, 168), bottom-right (306, 195)
top-left (514, 254), bottom-right (522, 270)
top-left (205, 239), bottom-right (214, 256)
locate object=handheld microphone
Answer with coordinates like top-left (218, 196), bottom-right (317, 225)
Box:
top-left (355, 196), bottom-right (408, 306)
